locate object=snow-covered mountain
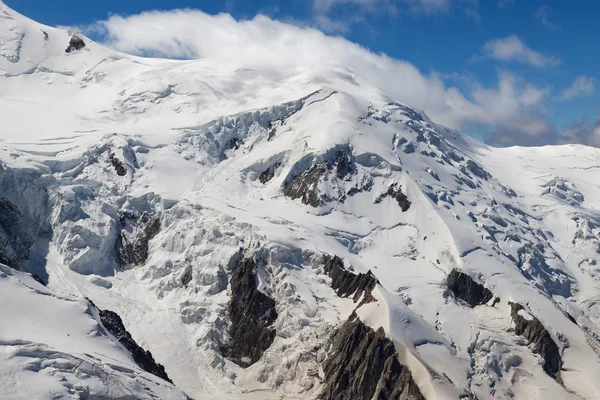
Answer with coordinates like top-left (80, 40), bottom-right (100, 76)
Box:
top-left (2, 2), bottom-right (600, 399)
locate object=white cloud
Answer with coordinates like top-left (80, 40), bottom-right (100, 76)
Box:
top-left (561, 76), bottom-right (596, 100)
top-left (480, 35), bottom-right (559, 67)
top-left (88, 9), bottom-right (556, 146)
top-left (535, 5), bottom-right (558, 30)
top-left (470, 72), bottom-right (555, 146)
top-left (560, 116), bottom-right (600, 147)
top-left (312, 14), bottom-right (352, 33)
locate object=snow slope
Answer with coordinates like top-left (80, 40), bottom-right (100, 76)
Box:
top-left (0, 265), bottom-right (188, 399)
top-left (2, 2), bottom-right (600, 399)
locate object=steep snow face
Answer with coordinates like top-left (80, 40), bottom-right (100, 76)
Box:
top-left (2, 2), bottom-right (600, 400)
top-left (0, 265), bottom-right (188, 400)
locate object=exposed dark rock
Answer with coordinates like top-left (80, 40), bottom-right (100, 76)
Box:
top-left (116, 211), bottom-right (161, 269)
top-left (284, 162), bottom-right (329, 207)
top-left (448, 151), bottom-right (464, 163)
top-left (65, 35), bottom-right (86, 53)
top-left (509, 302), bottom-right (563, 380)
top-left (375, 183), bottom-right (411, 212)
top-left (403, 143), bottom-right (416, 154)
top-left (30, 273), bottom-right (46, 286)
top-left (465, 160), bottom-right (490, 181)
top-left (283, 148), bottom-right (358, 207)
top-left (259, 161), bottom-right (281, 184)
top-left (220, 137), bottom-right (243, 160)
top-left (335, 149), bottom-right (355, 179)
top-left (0, 199), bottom-right (34, 269)
top-left (320, 313), bottom-right (424, 400)
top-left (109, 153), bottom-right (127, 176)
top-left (324, 255), bottom-right (378, 304)
top-left (181, 267), bottom-right (193, 287)
top-left (447, 269), bottom-right (493, 307)
top-left (223, 257), bottom-right (277, 367)
top-left (94, 304), bottom-right (172, 383)
top-left (397, 104), bottom-right (425, 122)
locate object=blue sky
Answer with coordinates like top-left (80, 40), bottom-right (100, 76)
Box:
top-left (6, 0), bottom-right (600, 146)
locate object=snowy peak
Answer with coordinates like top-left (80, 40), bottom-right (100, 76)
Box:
top-left (2, 2), bottom-right (600, 400)
top-left (0, 2), bottom-right (87, 75)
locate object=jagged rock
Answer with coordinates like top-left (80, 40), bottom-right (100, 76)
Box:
top-left (92, 303), bottom-right (172, 383)
top-left (181, 267), bottom-right (193, 287)
top-left (0, 199), bottom-right (34, 269)
top-left (220, 137), bottom-right (243, 160)
top-left (109, 153), bottom-right (127, 176)
top-left (259, 161), bottom-right (281, 184)
top-left (284, 162), bottom-right (329, 207)
top-left (324, 255), bottom-right (378, 304)
top-left (464, 160), bottom-right (490, 181)
top-left (284, 148), bottom-right (358, 207)
top-left (387, 184), bottom-right (411, 211)
top-left (509, 302), bottom-right (563, 380)
top-left (116, 211), bottom-right (160, 269)
top-left (223, 257), bottom-right (277, 367)
top-left (335, 149), bottom-right (355, 179)
top-left (447, 269), bottom-right (493, 307)
top-left (320, 313), bottom-right (424, 400)
top-left (375, 183), bottom-right (411, 212)
top-left (65, 35), bottom-right (86, 53)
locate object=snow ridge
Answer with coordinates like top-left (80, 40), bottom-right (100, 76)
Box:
top-left (1, 2), bottom-right (600, 399)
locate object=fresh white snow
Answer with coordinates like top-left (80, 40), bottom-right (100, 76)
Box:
top-left (2, 1), bottom-right (600, 399)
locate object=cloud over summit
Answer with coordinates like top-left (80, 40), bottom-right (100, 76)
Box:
top-left (86, 8), bottom-right (575, 147)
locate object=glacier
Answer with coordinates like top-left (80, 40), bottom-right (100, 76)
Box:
top-left (1, 2), bottom-right (600, 399)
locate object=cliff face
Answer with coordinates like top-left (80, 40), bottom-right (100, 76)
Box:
top-left (447, 269), bottom-right (494, 307)
top-left (116, 211), bottom-right (161, 269)
top-left (324, 255), bottom-right (378, 304)
top-left (0, 199), bottom-right (34, 269)
top-left (223, 257), bottom-right (277, 367)
top-left (510, 302), bottom-right (563, 381)
top-left (92, 302), bottom-right (172, 383)
top-left (320, 313), bottom-right (424, 400)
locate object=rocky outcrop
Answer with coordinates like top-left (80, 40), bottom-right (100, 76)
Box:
top-left (223, 257), bottom-right (277, 367)
top-left (284, 148), bottom-right (357, 207)
top-left (509, 302), bottom-right (562, 380)
top-left (259, 161), bottom-right (281, 184)
top-left (464, 160), bottom-right (490, 181)
top-left (116, 211), bottom-right (160, 269)
top-left (325, 255), bottom-right (378, 304)
top-left (447, 269), bottom-right (493, 307)
top-left (93, 303), bottom-right (172, 383)
top-left (0, 199), bottom-right (34, 269)
top-left (284, 162), bottom-right (329, 207)
top-left (109, 153), bottom-right (127, 176)
top-left (65, 35), bottom-right (86, 53)
top-left (320, 313), bottom-right (424, 400)
top-left (375, 183), bottom-right (411, 212)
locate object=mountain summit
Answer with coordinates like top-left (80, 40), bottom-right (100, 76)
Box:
top-left (1, 2), bottom-right (600, 399)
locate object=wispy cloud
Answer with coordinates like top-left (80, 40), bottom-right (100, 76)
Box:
top-left (561, 76), bottom-right (596, 100)
top-left (535, 5), bottom-right (559, 30)
top-left (478, 35), bottom-right (560, 67)
top-left (471, 72), bottom-right (555, 146)
top-left (312, 14), bottom-right (352, 33)
top-left (497, 0), bottom-right (514, 8)
top-left (560, 114), bottom-right (600, 147)
top-left (85, 9), bottom-right (562, 147)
